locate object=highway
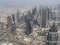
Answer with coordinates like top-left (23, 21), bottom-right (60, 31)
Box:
top-left (0, 27), bottom-right (11, 40)
top-left (0, 22), bottom-right (25, 41)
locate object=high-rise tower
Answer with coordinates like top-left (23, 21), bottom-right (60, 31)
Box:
top-left (46, 23), bottom-right (58, 45)
top-left (25, 16), bottom-right (33, 35)
top-left (7, 16), bottom-right (12, 28)
top-left (16, 10), bottom-right (20, 23)
top-left (11, 14), bottom-right (16, 32)
top-left (25, 10), bottom-right (33, 35)
top-left (39, 6), bottom-right (48, 28)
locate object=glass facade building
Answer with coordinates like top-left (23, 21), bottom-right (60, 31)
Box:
top-left (46, 24), bottom-right (58, 45)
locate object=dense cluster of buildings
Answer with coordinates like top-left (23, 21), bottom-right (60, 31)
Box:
top-left (0, 5), bottom-right (60, 45)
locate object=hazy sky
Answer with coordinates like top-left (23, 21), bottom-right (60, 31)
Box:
top-left (0, 0), bottom-right (60, 7)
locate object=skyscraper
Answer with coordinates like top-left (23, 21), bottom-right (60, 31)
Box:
top-left (16, 10), bottom-right (20, 23)
top-left (47, 7), bottom-right (53, 20)
top-left (11, 14), bottom-right (16, 32)
top-left (25, 11), bottom-right (33, 35)
top-left (7, 16), bottom-right (12, 28)
top-left (39, 6), bottom-right (48, 28)
top-left (46, 23), bottom-right (58, 45)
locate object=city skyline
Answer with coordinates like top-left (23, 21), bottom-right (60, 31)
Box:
top-left (0, 1), bottom-right (60, 45)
